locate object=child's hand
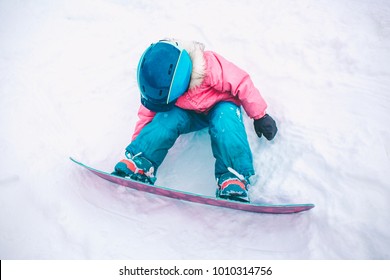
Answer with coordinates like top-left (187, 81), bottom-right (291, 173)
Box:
top-left (253, 114), bottom-right (278, 140)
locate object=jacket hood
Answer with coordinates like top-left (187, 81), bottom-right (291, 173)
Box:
top-left (163, 38), bottom-right (206, 89)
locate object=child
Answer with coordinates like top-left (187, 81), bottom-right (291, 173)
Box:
top-left (113, 39), bottom-right (277, 202)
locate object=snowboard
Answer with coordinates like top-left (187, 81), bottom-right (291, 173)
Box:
top-left (70, 157), bottom-right (314, 214)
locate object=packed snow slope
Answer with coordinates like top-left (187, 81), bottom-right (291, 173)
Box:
top-left (1, 0), bottom-right (390, 259)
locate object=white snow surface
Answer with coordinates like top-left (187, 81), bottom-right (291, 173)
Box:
top-left (1, 0), bottom-right (390, 259)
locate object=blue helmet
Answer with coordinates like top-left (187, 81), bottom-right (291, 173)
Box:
top-left (137, 40), bottom-right (193, 112)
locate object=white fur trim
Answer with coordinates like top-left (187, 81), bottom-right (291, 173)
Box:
top-left (163, 38), bottom-right (206, 89)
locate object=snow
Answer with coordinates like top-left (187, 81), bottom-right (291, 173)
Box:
top-left (1, 0), bottom-right (390, 259)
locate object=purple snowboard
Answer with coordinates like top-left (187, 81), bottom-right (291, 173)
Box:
top-left (70, 158), bottom-right (314, 214)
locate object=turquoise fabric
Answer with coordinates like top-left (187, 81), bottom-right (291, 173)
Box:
top-left (126, 102), bottom-right (254, 179)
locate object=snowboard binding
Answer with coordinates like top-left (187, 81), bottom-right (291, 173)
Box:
top-left (216, 169), bottom-right (250, 203)
top-left (112, 152), bottom-right (156, 185)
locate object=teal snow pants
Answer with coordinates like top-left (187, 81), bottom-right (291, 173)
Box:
top-left (126, 102), bottom-right (255, 179)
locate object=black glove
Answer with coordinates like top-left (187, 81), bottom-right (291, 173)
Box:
top-left (254, 114), bottom-right (278, 140)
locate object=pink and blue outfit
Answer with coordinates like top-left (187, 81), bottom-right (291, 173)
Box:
top-left (113, 39), bottom-right (277, 202)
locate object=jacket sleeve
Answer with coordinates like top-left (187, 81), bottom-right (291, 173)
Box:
top-left (207, 51), bottom-right (268, 120)
top-left (131, 105), bottom-right (156, 141)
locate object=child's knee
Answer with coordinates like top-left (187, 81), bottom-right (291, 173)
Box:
top-left (153, 107), bottom-right (191, 133)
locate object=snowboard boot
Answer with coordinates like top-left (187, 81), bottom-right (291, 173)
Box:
top-left (112, 152), bottom-right (156, 185)
top-left (216, 170), bottom-right (250, 203)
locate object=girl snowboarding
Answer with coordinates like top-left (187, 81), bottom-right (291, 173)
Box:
top-left (113, 39), bottom-right (277, 202)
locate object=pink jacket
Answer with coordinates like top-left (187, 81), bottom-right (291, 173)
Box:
top-left (132, 50), bottom-right (268, 140)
